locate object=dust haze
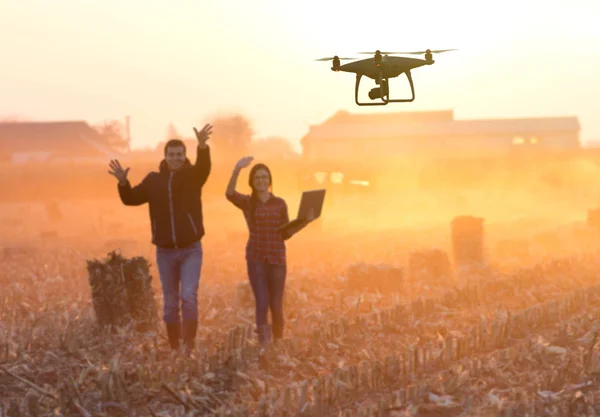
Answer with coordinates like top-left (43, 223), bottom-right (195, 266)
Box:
top-left (2, 110), bottom-right (599, 314)
top-left (3, 110), bottom-right (599, 318)
top-left (2, 109), bottom-right (600, 414)
top-left (5, 116), bottom-right (600, 264)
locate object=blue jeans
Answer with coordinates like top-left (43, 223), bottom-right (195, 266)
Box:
top-left (156, 241), bottom-right (203, 324)
top-left (247, 260), bottom-right (287, 339)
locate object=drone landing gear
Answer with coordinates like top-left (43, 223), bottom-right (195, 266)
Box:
top-left (354, 71), bottom-right (416, 106)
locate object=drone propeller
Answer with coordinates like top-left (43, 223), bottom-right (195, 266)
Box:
top-left (315, 56), bottom-right (355, 61)
top-left (358, 49), bottom-right (457, 55)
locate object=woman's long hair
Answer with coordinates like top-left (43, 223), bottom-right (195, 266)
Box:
top-left (248, 163), bottom-right (272, 225)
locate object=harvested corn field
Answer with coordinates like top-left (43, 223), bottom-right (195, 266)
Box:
top-left (2, 213), bottom-right (600, 417)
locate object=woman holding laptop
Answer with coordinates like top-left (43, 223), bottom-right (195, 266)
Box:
top-left (225, 156), bottom-right (314, 347)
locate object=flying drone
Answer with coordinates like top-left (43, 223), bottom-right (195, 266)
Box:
top-left (316, 49), bottom-right (456, 106)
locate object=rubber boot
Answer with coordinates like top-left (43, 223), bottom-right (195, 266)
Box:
top-left (257, 324), bottom-right (272, 346)
top-left (272, 323), bottom-right (284, 341)
top-left (257, 324), bottom-right (272, 370)
top-left (182, 319), bottom-right (198, 355)
top-left (166, 322), bottom-right (180, 350)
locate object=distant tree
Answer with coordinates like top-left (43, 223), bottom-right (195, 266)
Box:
top-left (94, 119), bottom-right (130, 153)
top-left (153, 123), bottom-right (203, 158)
top-left (166, 122), bottom-right (182, 140)
top-left (250, 136), bottom-right (299, 159)
top-left (207, 113), bottom-right (254, 160)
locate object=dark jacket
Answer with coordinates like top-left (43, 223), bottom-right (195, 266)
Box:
top-left (117, 145), bottom-right (211, 248)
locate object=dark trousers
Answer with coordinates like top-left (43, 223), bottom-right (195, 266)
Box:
top-left (246, 260), bottom-right (287, 339)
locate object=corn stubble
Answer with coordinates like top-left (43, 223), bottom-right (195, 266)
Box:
top-left (2, 237), bottom-right (600, 416)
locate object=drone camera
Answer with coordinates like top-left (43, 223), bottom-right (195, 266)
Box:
top-left (368, 79), bottom-right (389, 100)
top-left (368, 87), bottom-right (382, 100)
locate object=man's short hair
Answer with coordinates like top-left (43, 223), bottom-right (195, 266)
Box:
top-left (164, 139), bottom-right (186, 155)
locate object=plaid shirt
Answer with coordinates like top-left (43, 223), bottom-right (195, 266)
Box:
top-left (226, 191), bottom-right (289, 265)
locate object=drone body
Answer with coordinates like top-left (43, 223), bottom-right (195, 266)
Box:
top-left (316, 49), bottom-right (456, 106)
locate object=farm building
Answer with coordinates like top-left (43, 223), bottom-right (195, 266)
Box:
top-left (300, 109), bottom-right (582, 161)
top-left (0, 120), bottom-right (122, 164)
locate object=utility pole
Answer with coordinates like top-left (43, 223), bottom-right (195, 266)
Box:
top-left (124, 115), bottom-right (131, 152)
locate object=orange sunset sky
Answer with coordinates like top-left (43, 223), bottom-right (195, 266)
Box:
top-left (1, 0), bottom-right (599, 152)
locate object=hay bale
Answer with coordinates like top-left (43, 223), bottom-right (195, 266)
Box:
top-left (123, 256), bottom-right (159, 331)
top-left (588, 207), bottom-right (600, 229)
top-left (408, 249), bottom-right (452, 283)
top-left (86, 252), bottom-right (131, 328)
top-left (86, 251), bottom-right (158, 331)
top-left (344, 262), bottom-right (403, 292)
top-left (451, 215), bottom-right (485, 270)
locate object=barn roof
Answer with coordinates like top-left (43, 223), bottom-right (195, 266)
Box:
top-left (302, 115), bottom-right (581, 142)
top-left (321, 109), bottom-right (455, 125)
top-left (0, 120), bottom-right (120, 157)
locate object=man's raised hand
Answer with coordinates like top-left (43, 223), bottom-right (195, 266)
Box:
top-left (193, 123), bottom-right (213, 148)
top-left (108, 159), bottom-right (130, 183)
